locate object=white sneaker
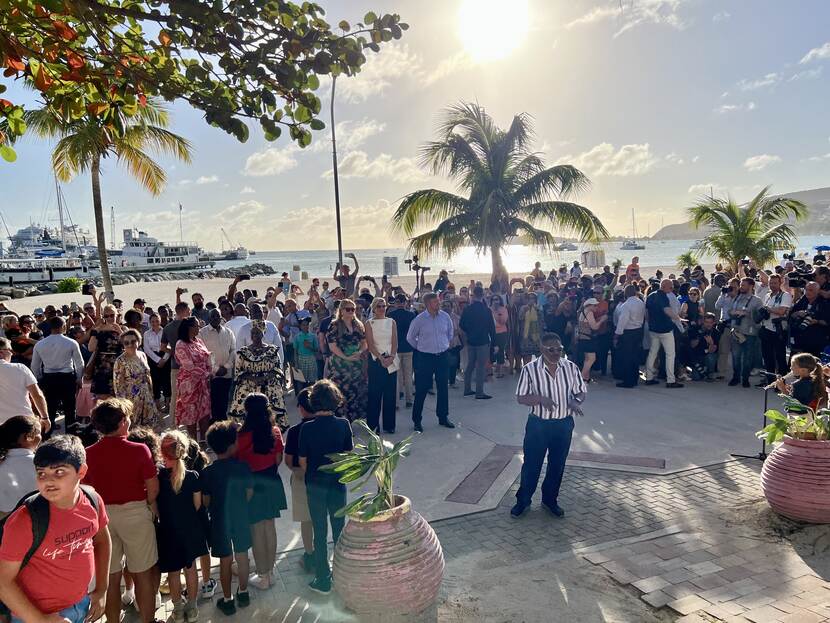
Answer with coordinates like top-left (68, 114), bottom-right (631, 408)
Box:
top-left (155, 592), bottom-right (162, 609)
top-left (120, 588), bottom-right (135, 607)
top-left (248, 573), bottom-right (270, 590)
top-left (198, 578), bottom-right (217, 600)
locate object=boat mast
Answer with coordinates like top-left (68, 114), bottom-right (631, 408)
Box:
top-left (110, 206), bottom-right (116, 247)
top-left (631, 208), bottom-right (637, 241)
top-left (54, 176), bottom-right (67, 252)
top-left (178, 203), bottom-right (183, 242)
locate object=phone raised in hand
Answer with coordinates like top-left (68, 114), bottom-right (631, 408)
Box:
top-left (238, 274), bottom-right (251, 281)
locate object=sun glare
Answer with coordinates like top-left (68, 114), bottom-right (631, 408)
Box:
top-left (458, 0), bottom-right (529, 62)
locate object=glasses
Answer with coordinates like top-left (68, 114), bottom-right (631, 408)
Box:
top-left (122, 339), bottom-right (138, 346)
top-left (543, 346), bottom-right (563, 353)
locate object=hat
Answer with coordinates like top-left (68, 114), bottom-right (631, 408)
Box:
top-left (296, 310), bottom-right (312, 321)
top-left (33, 307), bottom-right (45, 316)
top-left (133, 298), bottom-right (146, 305)
top-left (583, 298), bottom-right (599, 306)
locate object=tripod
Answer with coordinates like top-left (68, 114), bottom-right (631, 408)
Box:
top-left (731, 372), bottom-right (777, 461)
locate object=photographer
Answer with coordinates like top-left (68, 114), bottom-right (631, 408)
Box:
top-left (725, 278), bottom-right (762, 388)
top-left (688, 313), bottom-right (720, 381)
top-left (789, 282), bottom-right (830, 356)
top-left (333, 252), bottom-right (359, 293)
top-left (758, 274), bottom-right (792, 377)
top-left (714, 278), bottom-right (739, 377)
top-left (816, 266), bottom-right (830, 300)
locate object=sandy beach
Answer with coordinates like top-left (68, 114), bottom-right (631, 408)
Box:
top-left (0, 260), bottom-right (719, 316)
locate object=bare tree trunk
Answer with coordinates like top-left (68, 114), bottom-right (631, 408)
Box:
top-left (91, 155), bottom-right (114, 301)
top-left (490, 245), bottom-right (509, 290)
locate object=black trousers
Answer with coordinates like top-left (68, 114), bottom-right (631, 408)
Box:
top-left (593, 332), bottom-right (612, 375)
top-left (40, 372), bottom-right (77, 430)
top-left (148, 357), bottom-right (171, 399)
top-left (516, 415), bottom-right (574, 507)
top-left (210, 377), bottom-right (233, 421)
top-left (760, 327), bottom-right (788, 376)
top-left (617, 328), bottom-right (643, 387)
top-left (412, 350), bottom-right (449, 425)
top-left (367, 357), bottom-right (397, 432)
top-left (306, 479), bottom-right (346, 582)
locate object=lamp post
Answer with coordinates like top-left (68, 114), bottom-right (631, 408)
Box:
top-left (330, 75), bottom-right (344, 269)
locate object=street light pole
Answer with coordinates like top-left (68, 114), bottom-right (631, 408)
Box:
top-left (330, 75), bottom-right (344, 269)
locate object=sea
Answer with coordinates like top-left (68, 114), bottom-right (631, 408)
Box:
top-left (221, 236), bottom-right (830, 277)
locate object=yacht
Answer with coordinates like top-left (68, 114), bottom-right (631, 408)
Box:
top-left (555, 242), bottom-right (579, 251)
top-left (620, 209), bottom-right (646, 251)
top-left (0, 256), bottom-right (94, 285)
top-left (109, 229), bottom-right (214, 273)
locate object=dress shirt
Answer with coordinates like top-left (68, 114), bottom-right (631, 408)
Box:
top-left (516, 355), bottom-right (586, 420)
top-left (30, 334), bottom-right (84, 381)
top-left (236, 320), bottom-right (284, 368)
top-left (614, 296), bottom-right (646, 335)
top-left (224, 315), bottom-right (251, 343)
top-left (199, 324), bottom-right (236, 377)
top-left (406, 310), bottom-right (454, 354)
top-left (142, 328), bottom-right (163, 363)
top-left (715, 293), bottom-right (737, 322)
top-left (0, 448), bottom-right (37, 513)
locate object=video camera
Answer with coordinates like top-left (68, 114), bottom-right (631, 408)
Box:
top-left (405, 254), bottom-right (430, 273)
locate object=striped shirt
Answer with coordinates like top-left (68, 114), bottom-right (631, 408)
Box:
top-left (515, 356), bottom-right (587, 420)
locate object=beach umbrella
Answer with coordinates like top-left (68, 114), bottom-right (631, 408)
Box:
top-left (815, 245), bottom-right (830, 251)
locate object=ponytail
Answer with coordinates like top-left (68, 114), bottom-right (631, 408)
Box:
top-left (792, 353), bottom-right (827, 407)
top-left (160, 430), bottom-right (189, 494)
top-left (0, 416), bottom-right (40, 462)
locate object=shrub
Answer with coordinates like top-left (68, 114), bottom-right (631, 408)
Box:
top-left (57, 277), bottom-right (83, 293)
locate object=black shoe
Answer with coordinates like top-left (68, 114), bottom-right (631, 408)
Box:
top-left (405, 401), bottom-right (413, 408)
top-left (302, 552), bottom-right (314, 573)
top-left (542, 501), bottom-right (565, 518)
top-left (665, 382), bottom-right (684, 389)
top-left (615, 382), bottom-right (635, 388)
top-left (742, 380), bottom-right (750, 388)
top-left (413, 423), bottom-right (424, 433)
top-left (427, 389), bottom-right (435, 395)
top-left (463, 391), bottom-right (476, 396)
top-left (235, 590), bottom-right (250, 608)
top-left (475, 394), bottom-right (492, 400)
top-left (308, 577), bottom-right (331, 595)
top-left (382, 428), bottom-right (396, 434)
top-left (728, 378), bottom-right (740, 386)
top-left (216, 597), bottom-right (236, 616)
top-left (643, 379), bottom-right (659, 386)
top-left (439, 419), bottom-right (456, 429)
top-left (510, 502), bottom-right (529, 518)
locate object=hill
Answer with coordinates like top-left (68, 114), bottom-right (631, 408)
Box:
top-left (652, 187), bottom-right (830, 240)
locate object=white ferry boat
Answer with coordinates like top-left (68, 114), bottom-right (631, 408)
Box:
top-left (110, 229), bottom-right (214, 273)
top-left (0, 257), bottom-right (94, 285)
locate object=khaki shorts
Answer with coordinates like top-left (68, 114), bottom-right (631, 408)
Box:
top-left (290, 472), bottom-right (310, 523)
top-left (107, 501), bottom-right (158, 573)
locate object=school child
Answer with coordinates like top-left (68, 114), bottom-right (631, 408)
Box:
top-left (776, 352), bottom-right (828, 410)
top-left (283, 388), bottom-right (316, 572)
top-left (183, 437), bottom-right (216, 601)
top-left (0, 416), bottom-right (41, 518)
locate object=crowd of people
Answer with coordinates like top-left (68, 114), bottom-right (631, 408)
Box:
top-left (1, 250), bottom-right (829, 623)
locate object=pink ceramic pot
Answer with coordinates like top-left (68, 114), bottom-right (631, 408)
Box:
top-left (333, 495), bottom-right (444, 622)
top-left (761, 436), bottom-right (830, 524)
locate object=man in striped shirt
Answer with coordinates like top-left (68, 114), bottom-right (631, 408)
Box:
top-left (511, 332), bottom-right (586, 519)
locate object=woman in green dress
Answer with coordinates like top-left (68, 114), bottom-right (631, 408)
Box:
top-left (325, 300), bottom-right (368, 422)
top-left (228, 321), bottom-right (288, 429)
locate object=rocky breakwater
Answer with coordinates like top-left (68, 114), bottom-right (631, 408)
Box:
top-left (0, 263), bottom-right (276, 300)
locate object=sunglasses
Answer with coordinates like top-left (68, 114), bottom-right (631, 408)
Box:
top-left (543, 346), bottom-right (563, 353)
top-left (122, 339), bottom-right (138, 346)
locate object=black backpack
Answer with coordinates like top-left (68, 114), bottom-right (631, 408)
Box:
top-left (0, 485), bottom-right (100, 570)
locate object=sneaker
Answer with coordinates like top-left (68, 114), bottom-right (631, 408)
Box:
top-left (510, 502), bottom-right (529, 518)
top-left (184, 602), bottom-right (199, 623)
top-left (199, 579), bottom-right (217, 600)
top-left (248, 573), bottom-right (270, 590)
top-left (728, 378), bottom-right (740, 386)
top-left (542, 501), bottom-right (565, 518)
top-left (120, 588), bottom-right (135, 607)
top-left (155, 593), bottom-right (162, 609)
top-left (643, 379), bottom-right (659, 386)
top-left (463, 390), bottom-right (476, 396)
top-left (215, 597), bottom-right (235, 616)
top-left (159, 575), bottom-right (170, 595)
top-left (235, 590), bottom-right (250, 608)
top-left (475, 394), bottom-right (493, 400)
top-left (172, 602), bottom-right (185, 623)
top-left (665, 382), bottom-right (684, 389)
top-left (302, 552), bottom-right (315, 573)
top-left (413, 423), bottom-right (423, 433)
top-left (308, 577), bottom-right (332, 594)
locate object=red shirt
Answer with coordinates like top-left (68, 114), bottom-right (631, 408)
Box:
top-left (236, 428), bottom-right (284, 473)
top-left (0, 490), bottom-right (108, 614)
top-left (83, 436), bottom-right (157, 504)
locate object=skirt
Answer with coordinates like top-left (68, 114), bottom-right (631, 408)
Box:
top-left (156, 516), bottom-right (208, 573)
top-left (248, 465), bottom-right (287, 523)
top-left (578, 337), bottom-right (597, 355)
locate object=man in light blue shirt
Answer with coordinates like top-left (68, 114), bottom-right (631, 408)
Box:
top-left (31, 316), bottom-right (84, 432)
top-left (406, 293), bottom-right (455, 432)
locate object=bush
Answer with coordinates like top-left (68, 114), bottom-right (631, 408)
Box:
top-left (57, 277), bottom-right (83, 293)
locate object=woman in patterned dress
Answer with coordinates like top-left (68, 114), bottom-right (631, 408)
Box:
top-left (292, 315), bottom-right (320, 392)
top-left (228, 321), bottom-right (287, 429)
top-left (113, 329), bottom-right (161, 430)
top-left (325, 299), bottom-right (368, 422)
top-left (174, 317), bottom-right (212, 439)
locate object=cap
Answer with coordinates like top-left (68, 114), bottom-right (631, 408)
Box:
top-left (296, 310), bottom-right (312, 321)
top-left (33, 307), bottom-right (45, 315)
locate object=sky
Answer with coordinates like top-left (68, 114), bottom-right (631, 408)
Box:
top-left (2, 0), bottom-right (830, 252)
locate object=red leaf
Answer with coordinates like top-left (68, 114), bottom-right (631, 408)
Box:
top-left (66, 51), bottom-right (84, 69)
top-left (52, 21), bottom-right (78, 41)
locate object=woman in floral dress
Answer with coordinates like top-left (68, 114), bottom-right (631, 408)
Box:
top-left (229, 321), bottom-right (287, 429)
top-left (113, 329), bottom-right (161, 430)
top-left (174, 317), bottom-right (212, 439)
top-left (325, 300), bottom-right (368, 422)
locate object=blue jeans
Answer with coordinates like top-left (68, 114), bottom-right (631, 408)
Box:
top-left (731, 334), bottom-right (759, 382)
top-left (13, 595), bottom-right (90, 623)
top-left (306, 478), bottom-right (346, 582)
top-left (516, 415), bottom-right (574, 507)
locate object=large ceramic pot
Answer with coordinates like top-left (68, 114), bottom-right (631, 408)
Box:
top-left (333, 495), bottom-right (444, 622)
top-left (760, 436), bottom-right (830, 524)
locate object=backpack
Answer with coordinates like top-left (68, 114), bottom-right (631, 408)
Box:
top-left (0, 484), bottom-right (100, 570)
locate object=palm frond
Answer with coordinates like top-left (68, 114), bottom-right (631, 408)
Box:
top-left (513, 165), bottom-right (590, 204)
top-left (119, 125), bottom-right (193, 163)
top-left (391, 189), bottom-right (470, 235)
top-left (115, 144), bottom-right (168, 195)
top-left (520, 201), bottom-right (608, 242)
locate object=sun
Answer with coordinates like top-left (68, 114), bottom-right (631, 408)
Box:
top-left (457, 0), bottom-right (529, 62)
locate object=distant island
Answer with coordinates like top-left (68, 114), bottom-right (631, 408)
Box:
top-left (651, 186), bottom-right (830, 240)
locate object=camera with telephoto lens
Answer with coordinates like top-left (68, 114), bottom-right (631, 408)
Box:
top-left (798, 311), bottom-right (815, 331)
top-left (756, 307), bottom-right (771, 322)
top-left (783, 252), bottom-right (796, 261)
top-left (787, 271), bottom-right (808, 289)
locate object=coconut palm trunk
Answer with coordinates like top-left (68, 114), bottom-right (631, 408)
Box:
top-left (490, 245), bottom-right (508, 289)
top-left (90, 155), bottom-right (114, 299)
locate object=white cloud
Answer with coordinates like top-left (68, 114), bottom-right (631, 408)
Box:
top-left (743, 154), bottom-right (781, 172)
top-left (308, 118), bottom-right (386, 154)
top-left (322, 151), bottom-right (427, 184)
top-left (665, 152), bottom-right (685, 165)
top-left (737, 73), bottom-right (780, 91)
top-left (715, 101), bottom-right (756, 114)
top-left (806, 153), bottom-right (830, 162)
top-left (712, 11), bottom-right (731, 22)
top-left (243, 147), bottom-right (298, 177)
top-left (800, 41), bottom-right (830, 64)
top-left (789, 66), bottom-right (823, 82)
top-left (195, 175), bottom-right (218, 185)
top-left (565, 143), bottom-right (661, 177)
top-left (424, 51), bottom-right (476, 85)
top-left (691, 155), bottom-right (700, 163)
top-left (688, 183), bottom-right (727, 195)
top-left (336, 45), bottom-right (421, 103)
top-left (565, 0), bottom-right (687, 38)
top-left (240, 186), bottom-right (255, 194)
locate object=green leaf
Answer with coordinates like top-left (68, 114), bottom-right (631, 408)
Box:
top-left (309, 118), bottom-right (325, 130)
top-left (334, 493), bottom-right (373, 518)
top-left (0, 145), bottom-right (17, 163)
top-left (338, 20), bottom-right (350, 30)
top-left (364, 11), bottom-right (377, 24)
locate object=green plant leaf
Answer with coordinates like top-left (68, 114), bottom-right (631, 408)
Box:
top-left (334, 493), bottom-right (373, 518)
top-left (0, 145), bottom-right (17, 162)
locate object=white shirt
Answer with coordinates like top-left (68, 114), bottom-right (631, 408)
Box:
top-left (266, 306), bottom-right (283, 326)
top-left (0, 448), bottom-right (37, 513)
top-left (199, 324), bottom-right (236, 377)
top-left (0, 360), bottom-right (37, 423)
top-left (224, 316), bottom-right (251, 343)
top-left (762, 290), bottom-right (792, 332)
top-left (614, 297), bottom-right (646, 335)
top-left (143, 328), bottom-right (163, 363)
top-left (236, 321), bottom-right (284, 368)
top-left (30, 334), bottom-right (84, 381)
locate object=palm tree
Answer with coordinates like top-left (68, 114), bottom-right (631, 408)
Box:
top-left (688, 187), bottom-right (807, 271)
top-left (676, 250), bottom-right (699, 271)
top-left (391, 102), bottom-right (607, 285)
top-left (25, 102), bottom-right (192, 297)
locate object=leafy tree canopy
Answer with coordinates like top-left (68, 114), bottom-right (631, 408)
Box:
top-left (0, 1), bottom-right (407, 162)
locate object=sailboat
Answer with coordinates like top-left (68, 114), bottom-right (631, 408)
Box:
top-left (620, 208), bottom-right (645, 250)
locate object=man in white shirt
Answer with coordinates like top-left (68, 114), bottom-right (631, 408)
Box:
top-left (613, 285), bottom-right (646, 388)
top-left (759, 274), bottom-right (792, 379)
top-left (199, 309), bottom-right (236, 421)
top-left (265, 290), bottom-right (283, 326)
top-left (224, 303), bottom-right (251, 343)
top-left (30, 316), bottom-right (84, 431)
top-left (0, 337), bottom-right (49, 432)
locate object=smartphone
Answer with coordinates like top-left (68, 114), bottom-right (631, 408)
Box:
top-left (180, 288), bottom-right (188, 294)
top-left (238, 274), bottom-right (251, 281)
top-left (81, 283), bottom-right (93, 295)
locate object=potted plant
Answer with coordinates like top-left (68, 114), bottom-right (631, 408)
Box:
top-left (757, 396), bottom-right (830, 523)
top-left (320, 420), bottom-right (444, 621)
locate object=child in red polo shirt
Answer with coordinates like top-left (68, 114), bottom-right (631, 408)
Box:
top-left (0, 435), bottom-right (110, 623)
